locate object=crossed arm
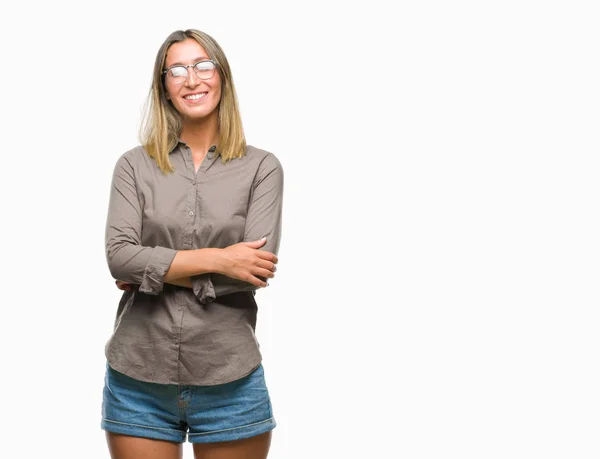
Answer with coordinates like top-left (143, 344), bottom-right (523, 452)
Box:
top-left (114, 238), bottom-right (276, 291)
top-left (105, 152), bottom-right (283, 303)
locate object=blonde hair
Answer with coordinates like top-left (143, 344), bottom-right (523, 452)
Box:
top-left (139, 29), bottom-right (247, 174)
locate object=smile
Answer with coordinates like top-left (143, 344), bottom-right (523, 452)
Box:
top-left (184, 92), bottom-right (208, 100)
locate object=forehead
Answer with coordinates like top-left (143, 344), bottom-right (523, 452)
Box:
top-left (165, 38), bottom-right (209, 67)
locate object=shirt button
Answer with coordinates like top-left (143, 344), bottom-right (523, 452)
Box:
top-left (189, 211), bottom-right (194, 216)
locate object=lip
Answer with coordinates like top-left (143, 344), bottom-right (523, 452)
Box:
top-left (182, 92), bottom-right (208, 104)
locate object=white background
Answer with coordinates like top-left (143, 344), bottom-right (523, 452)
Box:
top-left (1, 1), bottom-right (599, 458)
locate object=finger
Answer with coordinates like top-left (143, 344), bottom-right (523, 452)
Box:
top-left (256, 259), bottom-right (277, 273)
top-left (116, 281), bottom-right (133, 291)
top-left (255, 251), bottom-right (278, 264)
top-left (243, 276), bottom-right (266, 288)
top-left (254, 267), bottom-right (276, 279)
top-left (240, 238), bottom-right (267, 248)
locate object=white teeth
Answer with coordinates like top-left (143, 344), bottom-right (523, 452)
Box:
top-left (184, 92), bottom-right (207, 100)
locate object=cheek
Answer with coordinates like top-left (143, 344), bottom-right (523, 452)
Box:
top-left (212, 86), bottom-right (222, 106)
top-left (165, 83), bottom-right (178, 101)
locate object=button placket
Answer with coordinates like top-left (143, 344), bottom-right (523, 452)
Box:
top-left (183, 169), bottom-right (197, 250)
top-left (180, 143), bottom-right (216, 249)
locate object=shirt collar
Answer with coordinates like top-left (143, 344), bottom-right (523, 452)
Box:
top-left (171, 138), bottom-right (219, 157)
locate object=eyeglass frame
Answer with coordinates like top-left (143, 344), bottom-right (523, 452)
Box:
top-left (162, 59), bottom-right (218, 84)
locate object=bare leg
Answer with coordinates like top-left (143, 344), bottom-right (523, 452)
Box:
top-left (192, 430), bottom-right (272, 459)
top-left (106, 432), bottom-right (183, 459)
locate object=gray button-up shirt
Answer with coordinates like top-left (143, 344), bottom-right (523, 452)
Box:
top-left (104, 140), bottom-right (284, 385)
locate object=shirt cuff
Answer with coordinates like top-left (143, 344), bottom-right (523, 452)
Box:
top-left (191, 273), bottom-right (259, 304)
top-left (138, 246), bottom-right (178, 295)
top-left (191, 273), bottom-right (217, 304)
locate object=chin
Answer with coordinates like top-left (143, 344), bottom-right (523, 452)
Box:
top-left (182, 111), bottom-right (214, 122)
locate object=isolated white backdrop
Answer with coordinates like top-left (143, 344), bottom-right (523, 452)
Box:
top-left (1, 1), bottom-right (599, 458)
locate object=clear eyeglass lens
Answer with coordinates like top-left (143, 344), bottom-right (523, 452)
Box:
top-left (167, 67), bottom-right (188, 83)
top-left (166, 61), bottom-right (215, 84)
top-left (194, 61), bottom-right (215, 78)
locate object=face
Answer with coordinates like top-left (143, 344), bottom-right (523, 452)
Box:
top-left (163, 38), bottom-right (222, 122)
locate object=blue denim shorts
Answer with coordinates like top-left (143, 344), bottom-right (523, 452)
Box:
top-left (100, 361), bottom-right (276, 444)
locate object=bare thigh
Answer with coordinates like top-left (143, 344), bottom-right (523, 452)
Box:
top-left (192, 430), bottom-right (272, 459)
top-left (106, 432), bottom-right (183, 459)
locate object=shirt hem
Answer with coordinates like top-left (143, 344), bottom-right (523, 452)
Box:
top-left (105, 351), bottom-right (263, 386)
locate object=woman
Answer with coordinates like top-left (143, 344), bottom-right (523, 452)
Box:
top-left (101, 29), bottom-right (283, 459)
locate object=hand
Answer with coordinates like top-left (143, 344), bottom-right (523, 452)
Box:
top-left (220, 238), bottom-right (278, 288)
top-left (115, 280), bottom-right (136, 291)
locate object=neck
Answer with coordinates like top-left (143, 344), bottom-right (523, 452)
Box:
top-left (179, 112), bottom-right (219, 153)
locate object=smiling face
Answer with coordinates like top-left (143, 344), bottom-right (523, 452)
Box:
top-left (163, 38), bottom-right (222, 123)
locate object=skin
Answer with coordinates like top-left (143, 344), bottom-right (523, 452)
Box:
top-left (106, 431), bottom-right (272, 459)
top-left (106, 38), bottom-right (275, 459)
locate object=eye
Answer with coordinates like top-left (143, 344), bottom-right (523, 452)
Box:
top-left (168, 66), bottom-right (187, 78)
top-left (194, 61), bottom-right (214, 71)
top-left (193, 61), bottom-right (216, 79)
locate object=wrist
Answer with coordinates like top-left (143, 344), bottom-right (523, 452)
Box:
top-left (207, 248), bottom-right (229, 276)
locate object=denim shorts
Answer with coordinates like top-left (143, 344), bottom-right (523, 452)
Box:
top-left (100, 361), bottom-right (276, 444)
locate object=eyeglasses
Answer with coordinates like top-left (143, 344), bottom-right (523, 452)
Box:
top-left (162, 60), bottom-right (217, 85)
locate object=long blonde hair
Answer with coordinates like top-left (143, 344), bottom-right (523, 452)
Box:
top-left (139, 29), bottom-right (247, 174)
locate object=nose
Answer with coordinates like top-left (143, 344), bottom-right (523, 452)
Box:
top-left (185, 67), bottom-right (199, 87)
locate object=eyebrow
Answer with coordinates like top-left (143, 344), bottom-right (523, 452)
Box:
top-left (168, 57), bottom-right (210, 67)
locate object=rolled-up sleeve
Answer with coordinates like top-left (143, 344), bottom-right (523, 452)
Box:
top-left (191, 152), bottom-right (284, 304)
top-left (105, 154), bottom-right (178, 295)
